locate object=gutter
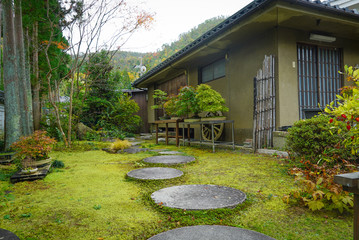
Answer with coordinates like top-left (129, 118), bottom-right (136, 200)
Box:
top-left (132, 0), bottom-right (359, 88)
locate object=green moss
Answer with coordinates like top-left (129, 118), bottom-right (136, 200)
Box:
top-left (0, 142), bottom-right (353, 239)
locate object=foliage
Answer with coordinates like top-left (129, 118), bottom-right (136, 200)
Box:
top-left (11, 130), bottom-right (57, 161)
top-left (195, 84), bottom-right (229, 114)
top-left (175, 86), bottom-right (200, 118)
top-left (285, 114), bottom-right (353, 165)
top-left (151, 89), bottom-right (168, 111)
top-left (163, 95), bottom-right (179, 117)
top-left (324, 65), bottom-right (359, 158)
top-left (110, 139), bottom-right (132, 152)
top-left (52, 160), bottom-right (65, 168)
top-left (283, 160), bottom-right (355, 213)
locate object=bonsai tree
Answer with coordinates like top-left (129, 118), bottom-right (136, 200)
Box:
top-left (175, 86), bottom-right (200, 118)
top-left (11, 130), bottom-right (57, 170)
top-left (196, 84), bottom-right (229, 116)
top-left (164, 94), bottom-right (179, 118)
top-left (151, 89), bottom-right (168, 119)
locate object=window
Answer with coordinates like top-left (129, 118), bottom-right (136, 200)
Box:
top-left (297, 44), bottom-right (343, 119)
top-left (200, 58), bottom-right (225, 83)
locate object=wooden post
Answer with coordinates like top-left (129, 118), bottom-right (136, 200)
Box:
top-left (175, 120), bottom-right (179, 147)
top-left (165, 123), bottom-right (168, 145)
top-left (334, 172), bottom-right (359, 240)
top-left (355, 194), bottom-right (359, 240)
top-left (155, 123), bottom-right (159, 145)
top-left (187, 124), bottom-right (191, 146)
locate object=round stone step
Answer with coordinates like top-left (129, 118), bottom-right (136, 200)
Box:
top-left (147, 225), bottom-right (276, 240)
top-left (0, 229), bottom-right (20, 240)
top-left (127, 167), bottom-right (183, 180)
top-left (151, 184), bottom-right (246, 210)
top-left (158, 151), bottom-right (182, 155)
top-left (143, 155), bottom-right (195, 165)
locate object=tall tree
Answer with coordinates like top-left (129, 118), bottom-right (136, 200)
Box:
top-left (15, 0), bottom-right (33, 136)
top-left (3, 0), bottom-right (22, 149)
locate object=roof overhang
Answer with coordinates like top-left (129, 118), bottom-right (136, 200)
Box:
top-left (133, 0), bottom-right (359, 88)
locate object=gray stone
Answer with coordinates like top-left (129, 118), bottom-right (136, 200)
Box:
top-left (130, 141), bottom-right (144, 146)
top-left (0, 229), bottom-right (20, 240)
top-left (148, 225), bottom-right (276, 240)
top-left (127, 167), bottom-right (183, 180)
top-left (158, 138), bottom-right (166, 142)
top-left (124, 137), bottom-right (136, 141)
top-left (122, 148), bottom-right (149, 154)
top-left (143, 155), bottom-right (195, 165)
top-left (75, 122), bottom-right (94, 140)
top-left (257, 149), bottom-right (289, 158)
top-left (140, 135), bottom-right (153, 140)
top-left (158, 151), bottom-right (182, 155)
top-left (151, 184), bottom-right (246, 210)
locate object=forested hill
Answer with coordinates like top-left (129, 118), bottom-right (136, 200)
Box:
top-left (111, 16), bottom-right (227, 80)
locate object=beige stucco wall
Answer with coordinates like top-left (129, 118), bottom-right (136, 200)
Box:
top-left (184, 29), bottom-right (277, 144)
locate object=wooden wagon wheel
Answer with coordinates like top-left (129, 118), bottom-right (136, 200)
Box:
top-left (201, 111), bottom-right (224, 141)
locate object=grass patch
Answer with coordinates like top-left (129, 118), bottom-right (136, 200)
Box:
top-left (0, 141), bottom-right (353, 239)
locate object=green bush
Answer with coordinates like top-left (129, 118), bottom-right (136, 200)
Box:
top-left (286, 114), bottom-right (352, 165)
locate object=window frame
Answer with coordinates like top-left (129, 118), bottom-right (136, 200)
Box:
top-left (199, 58), bottom-right (226, 84)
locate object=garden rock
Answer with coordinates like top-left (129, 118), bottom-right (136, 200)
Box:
top-left (140, 134), bottom-right (152, 140)
top-left (75, 122), bottom-right (95, 140)
top-left (143, 155), bottom-right (195, 165)
top-left (122, 147), bottom-right (149, 154)
top-left (0, 228), bottom-right (20, 240)
top-left (148, 225), bottom-right (275, 240)
top-left (127, 167), bottom-right (183, 180)
top-left (151, 184), bottom-right (246, 210)
top-left (158, 151), bottom-right (182, 155)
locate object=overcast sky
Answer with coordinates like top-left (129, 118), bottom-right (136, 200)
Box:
top-left (122, 0), bottom-right (253, 53)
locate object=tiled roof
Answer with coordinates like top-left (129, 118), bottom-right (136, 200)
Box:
top-left (133, 0), bottom-right (359, 87)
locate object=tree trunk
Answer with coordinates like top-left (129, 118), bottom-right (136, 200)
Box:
top-left (32, 22), bottom-right (41, 130)
top-left (14, 0), bottom-right (33, 136)
top-left (3, 0), bottom-right (22, 149)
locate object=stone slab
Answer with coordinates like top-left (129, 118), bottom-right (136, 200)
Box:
top-left (10, 163), bottom-right (52, 183)
top-left (122, 148), bottom-right (149, 154)
top-left (0, 228), bottom-right (20, 240)
top-left (127, 167), bottom-right (183, 180)
top-left (158, 151), bottom-right (182, 155)
top-left (257, 149), bottom-right (289, 158)
top-left (143, 155), bottom-right (195, 165)
top-left (148, 225), bottom-right (275, 240)
top-left (151, 184), bottom-right (246, 210)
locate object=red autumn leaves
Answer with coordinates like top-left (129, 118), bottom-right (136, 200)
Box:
top-left (329, 114), bottom-right (359, 132)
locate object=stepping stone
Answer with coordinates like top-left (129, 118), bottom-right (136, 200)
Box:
top-left (127, 167), bottom-right (183, 180)
top-left (148, 225), bottom-right (275, 240)
top-left (122, 148), bottom-right (148, 154)
top-left (0, 228), bottom-right (20, 240)
top-left (151, 184), bottom-right (246, 210)
top-left (158, 151), bottom-right (182, 155)
top-left (143, 155), bottom-right (195, 165)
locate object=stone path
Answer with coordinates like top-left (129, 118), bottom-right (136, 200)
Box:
top-left (127, 167), bottom-right (183, 180)
top-left (143, 155), bottom-right (195, 165)
top-left (147, 225), bottom-right (276, 240)
top-left (151, 184), bottom-right (246, 210)
top-left (158, 151), bottom-right (182, 155)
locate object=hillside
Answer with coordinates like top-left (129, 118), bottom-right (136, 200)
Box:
top-left (111, 16), bottom-right (227, 81)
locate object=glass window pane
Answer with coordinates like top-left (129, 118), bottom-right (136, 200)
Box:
top-left (213, 59), bottom-right (225, 79)
top-left (202, 65), bottom-right (213, 83)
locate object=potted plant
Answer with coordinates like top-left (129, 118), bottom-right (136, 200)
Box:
top-left (151, 89), bottom-right (169, 120)
top-left (11, 130), bottom-right (57, 173)
top-left (195, 84), bottom-right (229, 120)
top-left (164, 94), bottom-right (180, 119)
top-left (175, 85), bottom-right (201, 122)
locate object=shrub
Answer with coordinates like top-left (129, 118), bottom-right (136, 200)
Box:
top-left (110, 139), bottom-right (131, 152)
top-left (11, 131), bottom-right (57, 161)
top-left (283, 161), bottom-right (355, 212)
top-left (285, 114), bottom-right (351, 165)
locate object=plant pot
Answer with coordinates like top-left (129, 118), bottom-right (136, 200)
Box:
top-left (184, 118), bottom-right (201, 123)
top-left (21, 168), bottom-right (38, 174)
